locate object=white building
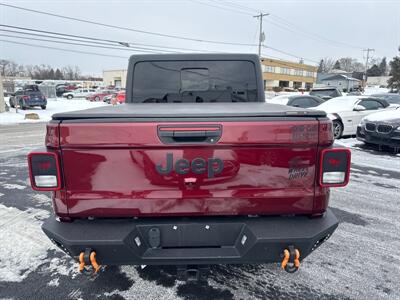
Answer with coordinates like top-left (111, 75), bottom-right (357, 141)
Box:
top-left (320, 74), bottom-right (361, 92)
top-left (366, 76), bottom-right (391, 87)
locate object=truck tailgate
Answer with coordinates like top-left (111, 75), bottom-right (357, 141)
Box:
top-left (58, 118), bottom-right (321, 217)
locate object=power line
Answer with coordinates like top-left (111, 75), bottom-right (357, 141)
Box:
top-left (261, 54), bottom-right (317, 72)
top-left (0, 30), bottom-right (180, 54)
top-left (0, 24), bottom-right (218, 53)
top-left (263, 45), bottom-right (319, 64)
top-left (269, 14), bottom-right (365, 50)
top-left (0, 2), bottom-right (323, 65)
top-left (189, 0), bottom-right (252, 16)
top-left (217, 0), bottom-right (259, 13)
top-left (191, 1), bottom-right (366, 51)
top-left (0, 2), bottom-right (256, 47)
top-left (0, 33), bottom-right (172, 54)
top-left (0, 39), bottom-right (128, 59)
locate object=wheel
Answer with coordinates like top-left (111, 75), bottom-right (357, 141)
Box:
top-left (41, 105), bottom-right (46, 110)
top-left (19, 100), bottom-right (26, 110)
top-left (67, 94), bottom-right (73, 99)
top-left (332, 120), bottom-right (343, 139)
top-left (94, 96), bottom-right (100, 101)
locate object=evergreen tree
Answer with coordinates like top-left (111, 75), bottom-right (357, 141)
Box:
top-left (333, 60), bottom-right (341, 70)
top-left (388, 56), bottom-right (400, 90)
top-left (48, 68), bottom-right (55, 80)
top-left (379, 57), bottom-right (387, 76)
top-left (317, 59), bottom-right (324, 73)
top-left (55, 68), bottom-right (63, 80)
top-left (366, 64), bottom-right (381, 76)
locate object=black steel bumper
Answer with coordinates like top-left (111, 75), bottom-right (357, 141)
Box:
top-left (42, 209), bottom-right (338, 266)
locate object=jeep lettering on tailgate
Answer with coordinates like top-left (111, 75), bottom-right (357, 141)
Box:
top-left (156, 153), bottom-right (224, 177)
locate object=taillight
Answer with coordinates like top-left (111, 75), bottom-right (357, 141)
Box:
top-left (22, 95), bottom-right (29, 100)
top-left (28, 152), bottom-right (61, 191)
top-left (319, 148), bottom-right (351, 187)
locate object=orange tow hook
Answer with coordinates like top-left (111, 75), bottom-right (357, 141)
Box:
top-left (281, 246), bottom-right (300, 273)
top-left (79, 252), bottom-right (85, 273)
top-left (78, 248), bottom-right (101, 275)
top-left (90, 251), bottom-right (101, 274)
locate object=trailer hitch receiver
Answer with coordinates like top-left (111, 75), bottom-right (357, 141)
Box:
top-left (281, 245), bottom-right (300, 273)
top-left (78, 248), bottom-right (101, 276)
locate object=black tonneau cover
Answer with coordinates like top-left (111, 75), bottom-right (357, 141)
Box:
top-left (52, 103), bottom-right (326, 121)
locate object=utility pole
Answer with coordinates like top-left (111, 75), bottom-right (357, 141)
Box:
top-left (0, 73), bottom-right (5, 113)
top-left (253, 13), bottom-right (269, 57)
top-left (363, 48), bottom-right (375, 87)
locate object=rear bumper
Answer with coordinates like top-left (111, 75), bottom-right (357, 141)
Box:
top-left (26, 100), bottom-right (47, 106)
top-left (42, 209), bottom-right (338, 266)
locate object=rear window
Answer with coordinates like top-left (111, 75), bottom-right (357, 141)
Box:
top-left (310, 89), bottom-right (338, 97)
top-left (131, 60), bottom-right (258, 103)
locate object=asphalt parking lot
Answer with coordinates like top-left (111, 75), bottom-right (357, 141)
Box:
top-left (0, 123), bottom-right (399, 300)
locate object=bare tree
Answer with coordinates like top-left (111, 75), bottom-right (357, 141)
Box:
top-left (317, 57), bottom-right (336, 73)
top-left (73, 66), bottom-right (81, 80)
top-left (323, 58), bottom-right (335, 72)
top-left (6, 61), bottom-right (19, 77)
top-left (0, 59), bottom-right (10, 76)
top-left (338, 57), bottom-right (354, 72)
top-left (62, 66), bottom-right (74, 80)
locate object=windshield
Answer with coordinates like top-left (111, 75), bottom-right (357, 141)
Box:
top-left (131, 60), bottom-right (258, 103)
top-left (310, 89), bottom-right (337, 97)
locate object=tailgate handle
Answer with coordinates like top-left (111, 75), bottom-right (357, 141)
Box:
top-left (158, 125), bottom-right (222, 144)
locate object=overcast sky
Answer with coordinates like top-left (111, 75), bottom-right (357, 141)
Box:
top-left (1, 0), bottom-right (399, 76)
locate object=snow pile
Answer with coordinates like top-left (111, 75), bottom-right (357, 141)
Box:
top-left (0, 98), bottom-right (108, 125)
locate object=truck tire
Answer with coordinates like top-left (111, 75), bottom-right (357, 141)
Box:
top-left (41, 105), bottom-right (47, 110)
top-left (332, 120), bottom-right (343, 139)
top-left (67, 94), bottom-right (73, 99)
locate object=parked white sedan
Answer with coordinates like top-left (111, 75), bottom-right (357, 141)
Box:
top-left (62, 88), bottom-right (96, 99)
top-left (313, 96), bottom-right (396, 139)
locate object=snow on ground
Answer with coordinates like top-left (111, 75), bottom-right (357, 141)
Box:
top-left (0, 204), bottom-right (53, 282)
top-left (0, 97), bottom-right (107, 125)
top-left (364, 86), bottom-right (390, 95)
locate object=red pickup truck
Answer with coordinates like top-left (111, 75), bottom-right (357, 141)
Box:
top-left (28, 54), bottom-right (350, 279)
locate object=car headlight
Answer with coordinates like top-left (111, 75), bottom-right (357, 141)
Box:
top-left (396, 126), bottom-right (400, 131)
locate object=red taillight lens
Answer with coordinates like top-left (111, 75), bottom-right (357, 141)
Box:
top-left (28, 152), bottom-right (61, 191)
top-left (318, 119), bottom-right (334, 146)
top-left (319, 148), bottom-right (351, 187)
top-left (22, 95), bottom-right (29, 100)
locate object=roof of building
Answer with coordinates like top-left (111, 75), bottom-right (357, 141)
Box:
top-left (261, 57), bottom-right (317, 72)
top-left (321, 74), bottom-right (360, 82)
top-left (329, 69), bottom-right (349, 74)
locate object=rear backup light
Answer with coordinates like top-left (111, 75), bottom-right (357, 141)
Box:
top-left (28, 152), bottom-right (61, 191)
top-left (319, 148), bottom-right (351, 187)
